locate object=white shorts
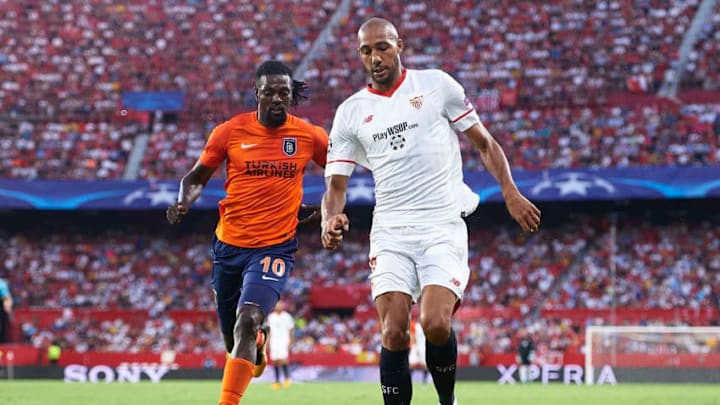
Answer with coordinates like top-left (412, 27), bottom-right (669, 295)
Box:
top-left (368, 218), bottom-right (469, 302)
top-left (409, 345), bottom-right (426, 367)
top-left (269, 341), bottom-right (290, 362)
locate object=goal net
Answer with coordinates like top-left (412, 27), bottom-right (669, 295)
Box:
top-left (584, 326), bottom-right (720, 384)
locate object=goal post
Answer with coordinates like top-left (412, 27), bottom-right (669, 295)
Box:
top-left (585, 325), bottom-right (720, 385)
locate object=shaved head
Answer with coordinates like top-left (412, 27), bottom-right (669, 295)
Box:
top-left (356, 17), bottom-right (404, 91)
top-left (358, 17), bottom-right (399, 41)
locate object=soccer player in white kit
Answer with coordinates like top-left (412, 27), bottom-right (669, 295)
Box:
top-left (321, 17), bottom-right (541, 405)
top-left (266, 301), bottom-right (294, 389)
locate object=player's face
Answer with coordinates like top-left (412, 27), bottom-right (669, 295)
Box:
top-left (255, 74), bottom-right (293, 128)
top-left (358, 28), bottom-right (403, 90)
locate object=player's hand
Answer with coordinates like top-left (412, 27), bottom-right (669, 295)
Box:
top-left (166, 202), bottom-right (189, 224)
top-left (298, 203), bottom-right (319, 225)
top-left (321, 214), bottom-right (350, 250)
top-left (504, 189), bottom-right (541, 233)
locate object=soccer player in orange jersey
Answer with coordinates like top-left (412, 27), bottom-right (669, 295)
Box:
top-left (166, 60), bottom-right (328, 405)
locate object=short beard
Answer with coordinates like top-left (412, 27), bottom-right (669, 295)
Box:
top-left (372, 66), bottom-right (397, 89)
top-left (264, 111), bottom-right (287, 127)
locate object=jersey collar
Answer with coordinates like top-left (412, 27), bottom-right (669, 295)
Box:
top-left (366, 69), bottom-right (407, 97)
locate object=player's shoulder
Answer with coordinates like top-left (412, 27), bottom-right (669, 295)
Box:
top-left (212, 111), bottom-right (255, 132)
top-left (287, 114), bottom-right (327, 136)
top-left (227, 111), bottom-right (256, 126)
top-left (409, 68), bottom-right (447, 78)
top-left (333, 88), bottom-right (375, 125)
top-left (339, 86), bottom-right (376, 108)
top-left (409, 68), bottom-right (455, 85)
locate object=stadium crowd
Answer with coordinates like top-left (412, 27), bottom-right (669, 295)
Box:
top-left (1, 1), bottom-right (719, 179)
top-left (3, 102), bottom-right (718, 180)
top-left (1, 0), bottom-right (719, 370)
top-left (0, 0), bottom-right (336, 122)
top-left (681, 1), bottom-right (720, 90)
top-left (310, 0), bottom-right (709, 108)
top-left (3, 214), bottom-right (718, 358)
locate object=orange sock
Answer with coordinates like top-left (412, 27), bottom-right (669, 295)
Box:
top-left (218, 358), bottom-right (255, 405)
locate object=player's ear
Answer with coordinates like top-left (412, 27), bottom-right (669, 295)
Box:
top-left (254, 85), bottom-right (260, 102)
top-left (396, 38), bottom-right (403, 53)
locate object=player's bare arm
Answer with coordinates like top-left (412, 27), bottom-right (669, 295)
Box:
top-left (463, 123), bottom-right (541, 233)
top-left (321, 175), bottom-right (350, 250)
top-left (166, 161), bottom-right (217, 224)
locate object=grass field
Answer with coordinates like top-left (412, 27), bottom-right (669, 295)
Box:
top-left (1, 381), bottom-right (719, 405)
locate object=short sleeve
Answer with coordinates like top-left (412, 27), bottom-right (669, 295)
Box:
top-left (199, 122), bottom-right (229, 168)
top-left (325, 104), bottom-right (361, 177)
top-left (440, 71), bottom-right (481, 132)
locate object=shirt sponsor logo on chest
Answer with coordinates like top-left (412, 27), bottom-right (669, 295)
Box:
top-left (369, 120), bottom-right (420, 151)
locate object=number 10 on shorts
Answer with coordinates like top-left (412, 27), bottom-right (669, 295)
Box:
top-left (260, 256), bottom-right (286, 277)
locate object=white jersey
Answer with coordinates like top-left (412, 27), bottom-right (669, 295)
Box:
top-left (450, 127), bottom-right (480, 217)
top-left (326, 69), bottom-right (481, 226)
top-left (267, 310), bottom-right (294, 345)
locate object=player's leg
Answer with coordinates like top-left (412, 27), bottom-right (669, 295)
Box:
top-left (519, 361), bottom-right (529, 383)
top-left (269, 338), bottom-right (291, 384)
top-left (218, 303), bottom-right (266, 405)
top-left (211, 239), bottom-right (256, 405)
top-left (376, 291), bottom-right (413, 405)
top-left (244, 238), bottom-right (296, 380)
top-left (281, 360), bottom-right (291, 387)
top-left (280, 358), bottom-right (292, 388)
top-left (272, 364), bottom-right (281, 388)
top-left (417, 219), bottom-right (468, 405)
top-left (370, 226), bottom-right (420, 405)
top-left (420, 286), bottom-right (459, 405)
top-left (215, 239), bottom-right (295, 405)
top-left (212, 236), bottom-right (247, 354)
top-left (0, 309), bottom-right (6, 343)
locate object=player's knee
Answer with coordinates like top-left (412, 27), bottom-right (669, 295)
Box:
top-left (420, 314), bottom-right (451, 345)
top-left (382, 324), bottom-right (410, 350)
top-left (234, 305), bottom-right (264, 339)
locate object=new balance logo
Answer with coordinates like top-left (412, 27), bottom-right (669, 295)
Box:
top-left (241, 143), bottom-right (258, 149)
top-left (261, 275), bottom-right (279, 281)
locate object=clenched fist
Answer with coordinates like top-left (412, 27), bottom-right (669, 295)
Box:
top-left (321, 214), bottom-right (350, 250)
top-left (166, 202), bottom-right (188, 224)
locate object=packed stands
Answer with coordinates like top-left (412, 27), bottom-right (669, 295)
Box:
top-left (1, 1), bottom-right (719, 179)
top-left (0, 0), bottom-right (337, 122)
top-left (2, 0), bottom-right (719, 373)
top-left (0, 121), bottom-right (139, 180)
top-left (546, 217), bottom-right (720, 310)
top-left (311, 0), bottom-right (701, 108)
top-left (681, 2), bottom-right (720, 90)
top-left (2, 103), bottom-right (716, 180)
top-left (4, 211), bottom-right (718, 359)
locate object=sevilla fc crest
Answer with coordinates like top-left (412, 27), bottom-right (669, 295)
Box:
top-left (409, 95), bottom-right (423, 110)
top-left (283, 137), bottom-right (297, 156)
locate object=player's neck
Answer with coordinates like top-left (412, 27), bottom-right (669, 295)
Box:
top-left (369, 68), bottom-right (406, 94)
top-left (257, 112), bottom-right (287, 128)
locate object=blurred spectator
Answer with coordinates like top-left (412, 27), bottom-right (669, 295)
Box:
top-left (0, 272), bottom-right (12, 343)
top-left (47, 340), bottom-right (61, 366)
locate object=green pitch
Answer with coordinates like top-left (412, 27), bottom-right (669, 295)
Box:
top-left (1, 381), bottom-right (718, 405)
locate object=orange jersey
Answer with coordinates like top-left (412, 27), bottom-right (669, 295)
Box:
top-left (200, 112), bottom-right (328, 248)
